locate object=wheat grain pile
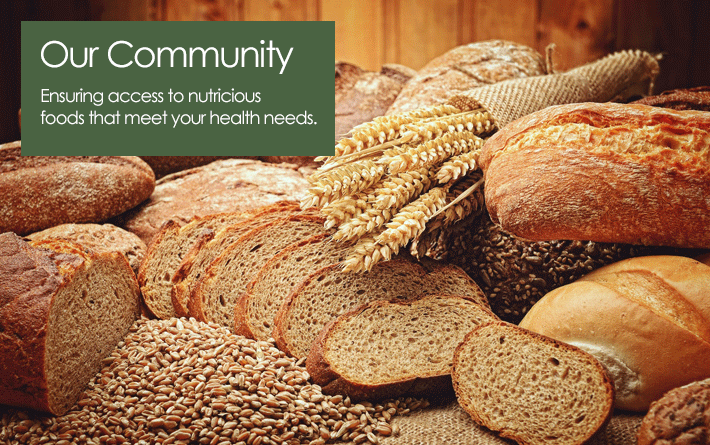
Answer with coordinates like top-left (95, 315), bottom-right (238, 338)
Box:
top-left (301, 105), bottom-right (495, 272)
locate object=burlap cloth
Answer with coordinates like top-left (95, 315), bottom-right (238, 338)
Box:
top-left (447, 48), bottom-right (660, 129)
top-left (373, 399), bottom-right (643, 445)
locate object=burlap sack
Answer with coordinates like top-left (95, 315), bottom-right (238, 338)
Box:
top-left (448, 49), bottom-right (660, 129)
top-left (379, 399), bottom-right (644, 445)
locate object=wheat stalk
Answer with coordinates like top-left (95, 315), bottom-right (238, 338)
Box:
top-left (301, 160), bottom-right (384, 209)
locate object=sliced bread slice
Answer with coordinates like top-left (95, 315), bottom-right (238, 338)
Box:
top-left (0, 233), bottom-right (140, 415)
top-left (306, 294), bottom-right (497, 400)
top-left (452, 321), bottom-right (615, 445)
top-left (272, 258), bottom-right (488, 359)
top-left (189, 215), bottom-right (330, 327)
top-left (170, 206), bottom-right (310, 317)
top-left (137, 201), bottom-right (299, 319)
top-left (234, 234), bottom-right (353, 340)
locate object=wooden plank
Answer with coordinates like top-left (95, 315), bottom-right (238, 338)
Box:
top-left (243, 0), bottom-right (320, 21)
top-left (538, 0), bottom-right (615, 72)
top-left (322, 0), bottom-right (383, 71)
top-left (164, 0), bottom-right (241, 21)
top-left (394, 0), bottom-right (459, 70)
top-left (472, 0), bottom-right (537, 50)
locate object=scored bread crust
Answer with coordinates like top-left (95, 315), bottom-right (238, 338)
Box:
top-left (0, 233), bottom-right (140, 415)
top-left (452, 321), bottom-right (615, 445)
top-left (479, 102), bottom-right (710, 248)
top-left (306, 295), bottom-right (497, 400)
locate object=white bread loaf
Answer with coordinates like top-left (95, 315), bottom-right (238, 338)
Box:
top-left (519, 255), bottom-right (710, 411)
top-left (479, 102), bottom-right (710, 248)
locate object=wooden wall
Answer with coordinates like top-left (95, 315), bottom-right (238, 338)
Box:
top-left (2, 0), bottom-right (709, 144)
top-left (96, 0), bottom-right (710, 93)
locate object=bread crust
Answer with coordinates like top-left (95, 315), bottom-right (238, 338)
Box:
top-left (519, 255), bottom-right (710, 411)
top-left (480, 102), bottom-right (710, 248)
top-left (0, 141), bottom-right (155, 236)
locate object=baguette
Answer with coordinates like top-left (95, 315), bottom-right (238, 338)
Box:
top-left (479, 102), bottom-right (710, 248)
top-left (519, 255), bottom-right (710, 411)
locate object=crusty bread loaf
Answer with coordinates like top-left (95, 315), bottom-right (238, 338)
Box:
top-left (631, 86), bottom-right (710, 111)
top-left (234, 234), bottom-right (352, 340)
top-left (479, 102), bottom-right (710, 248)
top-left (0, 141), bottom-right (155, 236)
top-left (26, 223), bottom-right (146, 276)
top-left (273, 259), bottom-right (489, 359)
top-left (0, 233), bottom-right (140, 415)
top-left (307, 295), bottom-right (497, 400)
top-left (170, 205), bottom-right (306, 317)
top-left (637, 377), bottom-right (710, 445)
top-left (452, 321), bottom-right (614, 445)
top-left (386, 40), bottom-right (546, 115)
top-left (114, 159), bottom-right (309, 244)
top-left (519, 255), bottom-right (710, 411)
top-left (335, 61), bottom-right (415, 140)
top-left (189, 215), bottom-right (330, 328)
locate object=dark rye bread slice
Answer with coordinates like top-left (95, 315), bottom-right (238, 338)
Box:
top-left (138, 201), bottom-right (299, 319)
top-left (0, 233), bottom-right (140, 415)
top-left (272, 260), bottom-right (489, 359)
top-left (234, 234), bottom-right (353, 340)
top-left (306, 295), bottom-right (497, 400)
top-left (452, 322), bottom-right (615, 445)
top-left (189, 215), bottom-right (330, 328)
top-left (171, 206), bottom-right (317, 317)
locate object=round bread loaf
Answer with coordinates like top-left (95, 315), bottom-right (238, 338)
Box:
top-left (386, 40), bottom-right (546, 115)
top-left (519, 255), bottom-right (710, 412)
top-left (113, 159), bottom-right (310, 244)
top-left (0, 141), bottom-right (155, 236)
top-left (479, 102), bottom-right (710, 249)
top-left (637, 377), bottom-right (710, 445)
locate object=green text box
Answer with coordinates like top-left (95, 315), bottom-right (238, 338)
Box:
top-left (22, 21), bottom-right (334, 156)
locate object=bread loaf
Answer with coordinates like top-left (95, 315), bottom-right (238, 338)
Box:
top-left (480, 102), bottom-right (710, 248)
top-left (519, 255), bottom-right (710, 411)
top-left (0, 141), bottom-right (155, 236)
top-left (114, 159), bottom-right (310, 244)
top-left (0, 233), bottom-right (140, 415)
top-left (453, 321), bottom-right (614, 445)
top-left (631, 85), bottom-right (710, 111)
top-left (637, 378), bottom-right (710, 445)
top-left (26, 223), bottom-right (146, 276)
top-left (335, 61), bottom-right (415, 140)
top-left (306, 294), bottom-right (497, 400)
top-left (386, 40), bottom-right (546, 115)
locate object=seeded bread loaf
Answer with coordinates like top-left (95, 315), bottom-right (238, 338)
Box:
top-left (0, 141), bottom-right (155, 236)
top-left (189, 215), bottom-right (330, 328)
top-left (272, 260), bottom-right (488, 359)
top-left (631, 86), bottom-right (710, 111)
top-left (26, 223), bottom-right (146, 276)
top-left (452, 321), bottom-right (615, 445)
top-left (307, 294), bottom-right (497, 400)
top-left (234, 234), bottom-right (352, 340)
top-left (519, 255), bottom-right (710, 411)
top-left (0, 233), bottom-right (140, 415)
top-left (637, 377), bottom-right (710, 445)
top-left (114, 159), bottom-right (310, 244)
top-left (480, 102), bottom-right (710, 248)
top-left (386, 40), bottom-right (546, 115)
